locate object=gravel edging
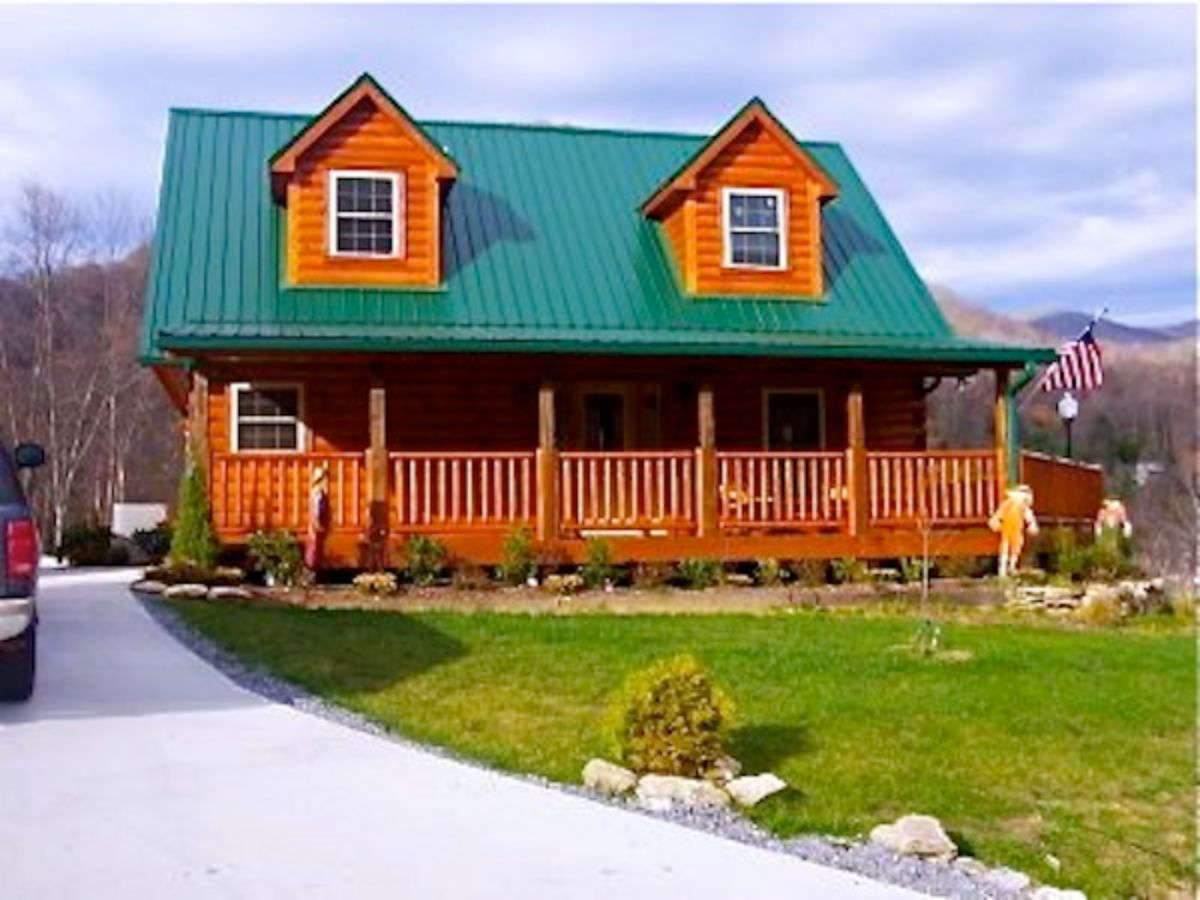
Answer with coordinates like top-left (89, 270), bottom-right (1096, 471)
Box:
top-left (137, 591), bottom-right (1040, 900)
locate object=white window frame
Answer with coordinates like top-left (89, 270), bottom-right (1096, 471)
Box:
top-left (762, 388), bottom-right (825, 450)
top-left (229, 382), bottom-right (307, 454)
top-left (327, 169), bottom-right (403, 259)
top-left (722, 186), bottom-right (788, 271)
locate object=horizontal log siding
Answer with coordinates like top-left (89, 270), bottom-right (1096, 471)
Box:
top-left (287, 96), bottom-right (441, 288)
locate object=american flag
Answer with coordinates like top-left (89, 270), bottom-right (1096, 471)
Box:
top-left (1041, 325), bottom-right (1104, 391)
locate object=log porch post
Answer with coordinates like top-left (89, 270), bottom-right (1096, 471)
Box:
top-left (845, 381), bottom-right (868, 537)
top-left (187, 371), bottom-right (209, 487)
top-left (992, 366), bottom-right (1011, 491)
top-left (696, 384), bottom-right (717, 537)
top-left (536, 383), bottom-right (559, 542)
top-left (366, 380), bottom-right (388, 568)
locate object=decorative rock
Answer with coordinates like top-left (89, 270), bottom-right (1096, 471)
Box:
top-left (869, 814), bottom-right (957, 862)
top-left (131, 579), bottom-right (166, 595)
top-left (635, 774), bottom-right (730, 810)
top-left (543, 573), bottom-right (584, 595)
top-left (725, 573), bottom-right (754, 587)
top-left (163, 583), bottom-right (210, 599)
top-left (952, 856), bottom-right (989, 877)
top-left (581, 759), bottom-right (637, 797)
top-left (984, 867), bottom-right (1032, 892)
top-left (1032, 887), bottom-right (1086, 900)
top-left (725, 773), bottom-right (787, 807)
top-left (707, 755), bottom-right (743, 784)
top-left (1044, 853), bottom-right (1061, 872)
top-left (208, 586), bottom-right (252, 601)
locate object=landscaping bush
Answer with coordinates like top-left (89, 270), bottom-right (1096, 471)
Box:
top-left (631, 561), bottom-right (674, 590)
top-left (787, 558), bottom-right (828, 587)
top-left (169, 453), bottom-right (217, 571)
top-left (580, 538), bottom-right (616, 590)
top-left (352, 571), bottom-right (399, 597)
top-left (1091, 528), bottom-right (1137, 580)
top-left (404, 535), bottom-right (447, 586)
top-left (754, 557), bottom-right (785, 587)
top-left (1045, 528), bottom-right (1090, 581)
top-left (498, 526), bottom-right (537, 585)
top-left (605, 654), bottom-right (734, 777)
top-left (57, 523), bottom-right (113, 567)
top-left (898, 557), bottom-right (926, 585)
top-left (1077, 592), bottom-right (1123, 627)
top-left (247, 530), bottom-right (303, 587)
top-left (132, 522), bottom-right (172, 562)
top-left (934, 554), bottom-right (990, 579)
top-left (677, 558), bottom-right (721, 590)
top-left (830, 556), bottom-right (869, 585)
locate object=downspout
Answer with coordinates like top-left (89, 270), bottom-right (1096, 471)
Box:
top-left (1005, 361), bottom-right (1040, 485)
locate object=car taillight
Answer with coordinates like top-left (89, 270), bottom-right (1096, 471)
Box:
top-left (6, 519), bottom-right (37, 580)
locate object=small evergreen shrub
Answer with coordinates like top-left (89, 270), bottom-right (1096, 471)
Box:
top-left (498, 525), bottom-right (537, 585)
top-left (132, 523), bottom-right (172, 562)
top-left (1091, 528), bottom-right (1136, 580)
top-left (605, 654), bottom-right (734, 777)
top-left (898, 557), bottom-right (926, 585)
top-left (677, 558), bottom-right (722, 590)
top-left (353, 571), bottom-right (399, 597)
top-left (169, 453), bottom-right (217, 571)
top-left (580, 538), bottom-right (616, 590)
top-left (754, 558), bottom-right (785, 587)
top-left (1046, 528), bottom-right (1090, 581)
top-left (247, 530), bottom-right (303, 587)
top-left (788, 559), bottom-right (828, 587)
top-left (57, 524), bottom-right (113, 567)
top-left (830, 556), bottom-right (869, 585)
top-left (404, 535), bottom-right (447, 586)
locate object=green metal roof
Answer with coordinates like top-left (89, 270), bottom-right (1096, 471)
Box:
top-left (141, 105), bottom-right (1052, 365)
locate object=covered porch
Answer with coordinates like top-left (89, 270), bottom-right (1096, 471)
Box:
top-left (182, 352), bottom-right (1104, 566)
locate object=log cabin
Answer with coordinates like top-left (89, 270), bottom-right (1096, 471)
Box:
top-left (140, 74), bottom-right (1103, 567)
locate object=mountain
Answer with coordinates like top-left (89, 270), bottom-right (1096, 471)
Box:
top-left (1029, 310), bottom-right (1192, 345)
top-left (928, 285), bottom-right (1052, 345)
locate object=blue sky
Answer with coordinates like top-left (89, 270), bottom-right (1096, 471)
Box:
top-left (0, 4), bottom-right (1193, 325)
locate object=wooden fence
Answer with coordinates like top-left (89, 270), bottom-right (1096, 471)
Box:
top-left (867, 450), bottom-right (1000, 525)
top-left (211, 452), bottom-right (368, 533)
top-left (389, 452), bottom-right (536, 531)
top-left (1019, 450), bottom-right (1104, 523)
top-left (559, 451), bottom-right (695, 532)
top-left (717, 451), bottom-right (846, 529)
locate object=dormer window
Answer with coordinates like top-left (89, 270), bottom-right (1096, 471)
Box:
top-left (328, 170), bottom-right (403, 258)
top-left (723, 187), bottom-right (786, 270)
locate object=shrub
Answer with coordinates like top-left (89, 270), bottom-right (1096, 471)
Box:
top-left (132, 523), bottom-right (172, 562)
top-left (605, 654), bottom-right (734, 777)
top-left (247, 530), bottom-right (303, 587)
top-left (1077, 592), bottom-right (1122, 626)
top-left (788, 558), bottom-right (828, 587)
top-left (169, 452), bottom-right (217, 571)
top-left (1046, 528), bottom-right (1090, 581)
top-left (898, 557), bottom-right (926, 585)
top-left (353, 571), bottom-right (399, 597)
top-left (404, 535), bottom-right (447, 586)
top-left (677, 558), bottom-right (721, 590)
top-left (498, 526), bottom-right (537, 585)
top-left (580, 538), bottom-right (616, 590)
top-left (934, 555), bottom-right (989, 579)
top-left (1091, 528), bottom-right (1136, 580)
top-left (57, 523), bottom-right (113, 567)
top-left (830, 556), bottom-right (869, 585)
top-left (631, 561), bottom-right (674, 590)
top-left (754, 558), bottom-right (785, 587)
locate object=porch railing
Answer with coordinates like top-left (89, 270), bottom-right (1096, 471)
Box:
top-left (559, 450), bottom-right (695, 533)
top-left (1019, 450), bottom-right (1104, 523)
top-left (210, 452), bottom-right (368, 533)
top-left (389, 451), bottom-right (536, 531)
top-left (717, 451), bottom-right (846, 529)
top-left (867, 450), bottom-right (1000, 525)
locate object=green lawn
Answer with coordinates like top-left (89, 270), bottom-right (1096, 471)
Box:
top-left (169, 600), bottom-right (1194, 898)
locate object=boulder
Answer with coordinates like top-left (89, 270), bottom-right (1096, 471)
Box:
top-left (952, 856), bottom-right (989, 878)
top-left (130, 579), bottom-right (166, 595)
top-left (707, 755), bottom-right (742, 784)
top-left (208, 586), bottom-right (252, 601)
top-left (581, 759), bottom-right (637, 797)
top-left (543, 573), bottom-right (584, 595)
top-left (724, 573), bottom-right (754, 587)
top-left (869, 814), bottom-right (957, 861)
top-left (163, 583), bottom-right (209, 599)
top-left (725, 773), bottom-right (787, 807)
top-left (1032, 888), bottom-right (1087, 900)
top-left (635, 774), bottom-right (730, 811)
top-left (985, 867), bottom-right (1032, 893)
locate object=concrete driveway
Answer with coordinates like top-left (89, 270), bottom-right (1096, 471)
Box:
top-left (0, 571), bottom-right (919, 899)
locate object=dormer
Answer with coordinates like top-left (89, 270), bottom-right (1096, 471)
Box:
top-left (270, 74), bottom-right (458, 288)
top-left (642, 99), bottom-right (837, 298)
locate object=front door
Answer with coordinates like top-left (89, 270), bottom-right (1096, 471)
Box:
top-left (583, 392), bottom-right (626, 450)
top-left (765, 390), bottom-right (823, 450)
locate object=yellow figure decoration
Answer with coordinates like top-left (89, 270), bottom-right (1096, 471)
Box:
top-left (988, 485), bottom-right (1038, 578)
top-left (1094, 497), bottom-right (1132, 539)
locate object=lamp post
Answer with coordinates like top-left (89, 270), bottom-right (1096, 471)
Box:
top-left (1057, 391), bottom-right (1079, 458)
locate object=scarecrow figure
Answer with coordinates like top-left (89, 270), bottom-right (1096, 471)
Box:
top-left (988, 484), bottom-right (1038, 578)
top-left (305, 465), bottom-right (331, 571)
top-left (1094, 497), bottom-right (1132, 539)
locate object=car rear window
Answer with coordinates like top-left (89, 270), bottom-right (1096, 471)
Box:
top-left (0, 448), bottom-right (24, 505)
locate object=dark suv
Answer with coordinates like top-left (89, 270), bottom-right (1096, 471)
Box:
top-left (0, 441), bottom-right (45, 701)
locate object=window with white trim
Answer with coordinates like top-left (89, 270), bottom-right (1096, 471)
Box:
top-left (723, 188), bottom-right (786, 269)
top-left (230, 384), bottom-right (304, 452)
top-left (328, 170), bottom-right (402, 257)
